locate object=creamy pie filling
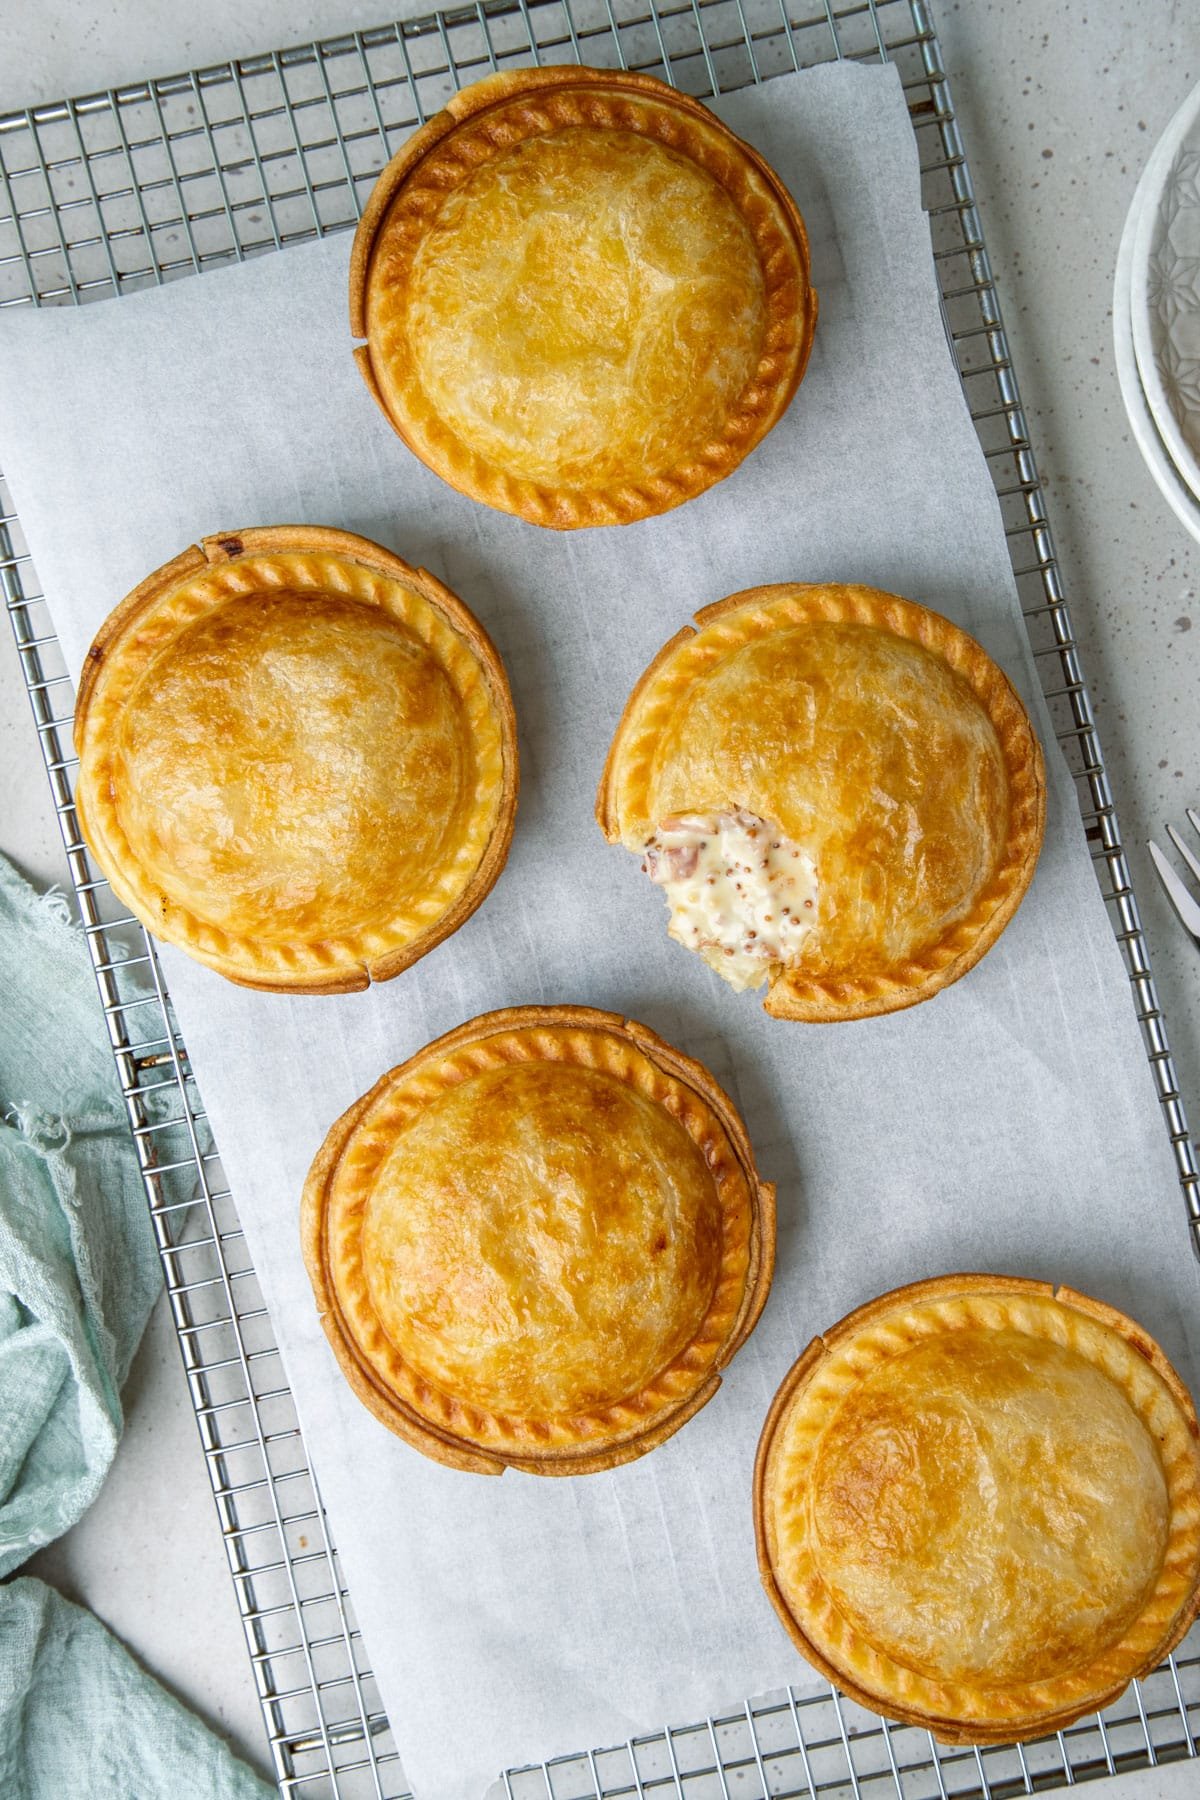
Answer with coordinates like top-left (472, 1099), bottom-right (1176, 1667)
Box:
top-left (641, 809), bottom-right (818, 991)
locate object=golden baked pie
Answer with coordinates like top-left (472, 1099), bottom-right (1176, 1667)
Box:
top-left (350, 65), bottom-right (816, 528)
top-left (597, 583), bottom-right (1046, 1020)
top-left (755, 1275), bottom-right (1200, 1742)
top-left (302, 1005), bottom-right (775, 1474)
top-left (74, 526), bottom-right (517, 993)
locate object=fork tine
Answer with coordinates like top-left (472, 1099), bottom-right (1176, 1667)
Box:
top-left (1149, 839), bottom-right (1200, 941)
top-left (1167, 822), bottom-right (1200, 888)
top-left (1187, 806), bottom-right (1200, 839)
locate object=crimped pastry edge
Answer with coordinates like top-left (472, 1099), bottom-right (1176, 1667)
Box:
top-left (596, 582), bottom-right (1047, 1021)
top-left (350, 64), bottom-right (818, 529)
top-left (301, 1003), bottom-right (776, 1475)
top-left (752, 1273), bottom-right (1200, 1743)
top-left (73, 525), bottom-right (519, 994)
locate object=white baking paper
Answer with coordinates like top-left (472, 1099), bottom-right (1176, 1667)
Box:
top-left (1, 61), bottom-right (1197, 1800)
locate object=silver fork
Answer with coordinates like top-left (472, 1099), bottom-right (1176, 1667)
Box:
top-left (1149, 808), bottom-right (1200, 942)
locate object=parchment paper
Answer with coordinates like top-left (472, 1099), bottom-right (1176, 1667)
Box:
top-left (1, 61), bottom-right (1197, 1800)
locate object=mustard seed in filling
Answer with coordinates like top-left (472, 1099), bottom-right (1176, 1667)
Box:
top-left (641, 809), bottom-right (818, 991)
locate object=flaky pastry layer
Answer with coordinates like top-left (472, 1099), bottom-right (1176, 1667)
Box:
top-left (350, 65), bottom-right (817, 528)
top-left (74, 526), bottom-right (517, 992)
top-left (754, 1275), bottom-right (1200, 1742)
top-left (597, 583), bottom-right (1046, 1019)
top-left (301, 1004), bottom-right (776, 1474)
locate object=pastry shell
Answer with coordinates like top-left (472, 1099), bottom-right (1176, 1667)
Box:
top-left (74, 526), bottom-right (517, 993)
top-left (350, 65), bottom-right (817, 529)
top-left (754, 1274), bottom-right (1200, 1743)
top-left (597, 583), bottom-right (1046, 1020)
top-left (301, 1004), bottom-right (776, 1475)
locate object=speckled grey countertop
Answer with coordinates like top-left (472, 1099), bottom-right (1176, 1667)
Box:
top-left (0, 2), bottom-right (1197, 1792)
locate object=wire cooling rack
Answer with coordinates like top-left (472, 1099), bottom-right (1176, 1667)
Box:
top-left (2, 1), bottom-right (1199, 1795)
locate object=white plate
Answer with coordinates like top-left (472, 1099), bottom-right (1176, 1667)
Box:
top-left (1129, 76), bottom-right (1200, 504)
top-left (1114, 93), bottom-right (1200, 546)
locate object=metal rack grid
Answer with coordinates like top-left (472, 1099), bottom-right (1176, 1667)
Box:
top-left (1, 0), bottom-right (1198, 1795)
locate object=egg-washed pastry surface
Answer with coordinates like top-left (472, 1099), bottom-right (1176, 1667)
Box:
top-left (301, 1005), bottom-right (775, 1475)
top-left (74, 527), bottom-right (517, 993)
top-left (350, 65), bottom-right (816, 528)
top-left (598, 583), bottom-right (1046, 1020)
top-left (755, 1274), bottom-right (1200, 1743)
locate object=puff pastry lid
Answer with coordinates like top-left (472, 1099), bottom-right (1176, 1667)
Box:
top-left (597, 584), bottom-right (1046, 1020)
top-left (74, 527), bottom-right (517, 993)
top-left (301, 1005), bottom-right (775, 1475)
top-left (350, 65), bottom-right (816, 529)
top-left (755, 1276), bottom-right (1200, 1743)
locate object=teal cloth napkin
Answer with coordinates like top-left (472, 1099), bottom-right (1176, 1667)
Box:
top-left (0, 853), bottom-right (271, 1798)
top-left (0, 860), bottom-right (160, 1572)
top-left (0, 1578), bottom-right (272, 1800)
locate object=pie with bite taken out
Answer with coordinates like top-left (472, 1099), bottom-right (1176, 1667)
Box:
top-left (74, 526), bottom-right (517, 993)
top-left (350, 65), bottom-right (817, 528)
top-left (301, 1005), bottom-right (775, 1474)
top-left (597, 582), bottom-right (1046, 1020)
top-left (754, 1274), bottom-right (1200, 1742)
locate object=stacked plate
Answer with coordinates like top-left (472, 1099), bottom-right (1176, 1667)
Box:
top-left (1114, 77), bottom-right (1200, 544)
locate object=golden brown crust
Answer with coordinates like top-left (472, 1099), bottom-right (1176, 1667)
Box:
top-left (754, 1275), bottom-right (1200, 1743)
top-left (301, 1004), bottom-right (775, 1475)
top-left (73, 526), bottom-right (518, 993)
top-left (597, 583), bottom-right (1046, 1020)
top-left (351, 66), bottom-right (816, 529)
